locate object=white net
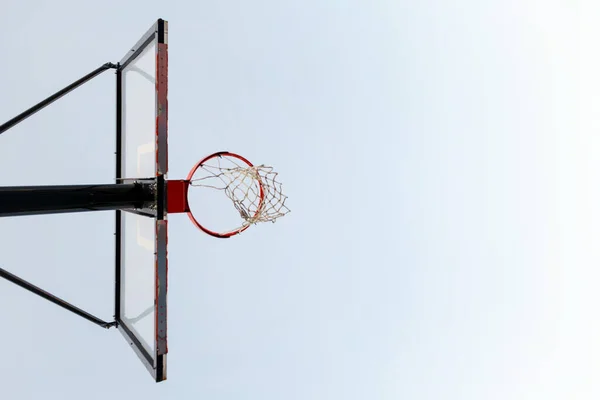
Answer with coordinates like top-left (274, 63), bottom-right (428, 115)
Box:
top-left (189, 156), bottom-right (290, 231)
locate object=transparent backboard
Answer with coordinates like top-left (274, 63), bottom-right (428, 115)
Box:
top-left (115, 19), bottom-right (168, 383)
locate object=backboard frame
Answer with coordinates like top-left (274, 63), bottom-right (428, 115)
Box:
top-left (115, 18), bottom-right (168, 383)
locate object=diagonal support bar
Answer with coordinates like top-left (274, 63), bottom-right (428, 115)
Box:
top-left (0, 62), bottom-right (118, 135)
top-left (0, 267), bottom-right (116, 329)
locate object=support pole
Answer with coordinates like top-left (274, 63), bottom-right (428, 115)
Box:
top-left (0, 182), bottom-right (154, 217)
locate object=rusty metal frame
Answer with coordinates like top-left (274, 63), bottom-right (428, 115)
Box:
top-left (115, 18), bottom-right (168, 383)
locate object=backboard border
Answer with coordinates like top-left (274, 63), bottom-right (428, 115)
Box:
top-left (115, 18), bottom-right (168, 383)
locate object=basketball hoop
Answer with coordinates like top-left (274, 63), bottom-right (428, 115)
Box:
top-left (167, 152), bottom-right (290, 238)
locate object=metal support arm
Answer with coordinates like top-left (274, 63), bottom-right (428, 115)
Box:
top-left (0, 267), bottom-right (116, 329)
top-left (0, 62), bottom-right (117, 135)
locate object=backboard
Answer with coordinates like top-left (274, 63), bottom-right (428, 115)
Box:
top-left (115, 19), bottom-right (168, 382)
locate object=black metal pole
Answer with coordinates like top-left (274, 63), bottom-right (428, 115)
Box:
top-left (0, 62), bottom-right (117, 135)
top-left (0, 267), bottom-right (116, 329)
top-left (0, 182), bottom-right (154, 217)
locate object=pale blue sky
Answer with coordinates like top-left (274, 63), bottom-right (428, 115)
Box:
top-left (0, 1), bottom-right (596, 399)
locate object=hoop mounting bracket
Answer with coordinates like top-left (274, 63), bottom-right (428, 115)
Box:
top-left (166, 180), bottom-right (189, 214)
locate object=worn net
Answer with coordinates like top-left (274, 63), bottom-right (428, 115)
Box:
top-left (189, 157), bottom-right (290, 228)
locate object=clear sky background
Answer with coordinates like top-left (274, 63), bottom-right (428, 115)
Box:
top-left (0, 1), bottom-right (596, 399)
